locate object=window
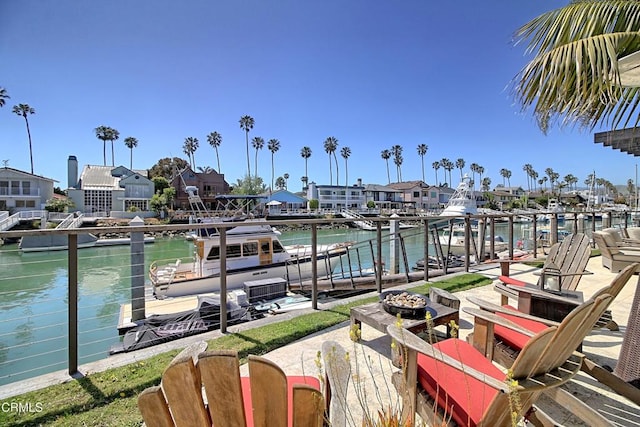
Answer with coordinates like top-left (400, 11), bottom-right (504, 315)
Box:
top-left (260, 242), bottom-right (271, 255)
top-left (11, 181), bottom-right (20, 195)
top-left (413, 191), bottom-right (420, 198)
top-left (207, 246), bottom-right (220, 260)
top-left (227, 244), bottom-right (242, 258)
top-left (0, 181), bottom-right (7, 195)
top-left (25, 200), bottom-right (36, 208)
top-left (243, 242), bottom-right (258, 256)
top-left (272, 240), bottom-right (285, 253)
top-left (22, 181), bottom-right (31, 195)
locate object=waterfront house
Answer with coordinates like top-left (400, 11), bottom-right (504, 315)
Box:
top-left (306, 181), bottom-right (365, 210)
top-left (259, 189), bottom-right (307, 214)
top-left (387, 181), bottom-right (440, 211)
top-left (362, 184), bottom-right (404, 211)
top-left (0, 167), bottom-right (57, 212)
top-left (170, 167), bottom-right (230, 211)
top-left (66, 156), bottom-right (155, 214)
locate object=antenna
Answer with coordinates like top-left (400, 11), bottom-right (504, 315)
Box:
top-left (1, 159), bottom-right (8, 167)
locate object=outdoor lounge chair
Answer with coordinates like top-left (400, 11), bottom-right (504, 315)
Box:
top-left (593, 230), bottom-right (640, 273)
top-left (494, 232), bottom-right (591, 304)
top-left (467, 262), bottom-right (640, 408)
top-left (386, 292), bottom-right (610, 427)
top-left (138, 342), bottom-right (324, 427)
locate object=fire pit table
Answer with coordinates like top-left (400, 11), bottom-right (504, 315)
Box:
top-left (350, 288), bottom-right (459, 340)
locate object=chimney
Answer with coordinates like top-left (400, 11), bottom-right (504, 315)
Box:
top-left (357, 178), bottom-right (362, 187)
top-left (68, 155), bottom-right (78, 189)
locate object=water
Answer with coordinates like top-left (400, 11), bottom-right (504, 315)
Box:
top-left (0, 219), bottom-right (607, 386)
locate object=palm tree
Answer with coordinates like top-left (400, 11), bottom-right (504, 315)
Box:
top-left (183, 137), bottom-right (199, 170)
top-left (432, 161), bottom-right (441, 185)
top-left (391, 145), bottom-right (403, 182)
top-left (481, 177), bottom-right (492, 192)
top-left (239, 115), bottom-right (255, 177)
top-left (275, 176), bottom-right (286, 190)
top-left (124, 137), bottom-right (138, 169)
top-left (251, 136), bottom-right (264, 179)
top-left (108, 128), bottom-right (120, 166)
top-left (523, 164), bottom-right (533, 192)
top-left (416, 144), bottom-right (428, 182)
top-left (440, 158), bottom-right (452, 186)
top-left (283, 173), bottom-right (289, 190)
top-left (0, 87), bottom-right (9, 108)
top-left (381, 149), bottom-right (391, 184)
top-left (341, 146), bottom-right (351, 208)
top-left (12, 104), bottom-right (35, 174)
top-left (323, 137), bottom-right (338, 185)
top-left (512, 1), bottom-right (640, 132)
top-left (267, 139), bottom-right (281, 191)
top-left (500, 168), bottom-right (511, 187)
top-left (469, 163), bottom-right (480, 186)
top-left (300, 146), bottom-right (312, 181)
top-left (95, 125), bottom-right (110, 166)
top-left (456, 158), bottom-right (465, 180)
top-left (207, 131), bottom-right (223, 173)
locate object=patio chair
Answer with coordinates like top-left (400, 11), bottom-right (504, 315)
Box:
top-left (386, 292), bottom-right (610, 427)
top-left (468, 262), bottom-right (640, 407)
top-left (138, 342), bottom-right (324, 427)
top-left (494, 232), bottom-right (591, 304)
top-left (594, 230), bottom-right (640, 273)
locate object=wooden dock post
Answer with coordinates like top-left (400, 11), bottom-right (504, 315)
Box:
top-left (130, 216), bottom-right (146, 322)
top-left (389, 214), bottom-right (399, 274)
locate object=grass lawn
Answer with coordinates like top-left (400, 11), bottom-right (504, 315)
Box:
top-left (0, 273), bottom-right (491, 427)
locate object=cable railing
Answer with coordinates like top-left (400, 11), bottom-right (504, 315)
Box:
top-left (0, 209), bottom-right (632, 390)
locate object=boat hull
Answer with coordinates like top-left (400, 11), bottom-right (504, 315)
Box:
top-left (152, 251), bottom-right (346, 298)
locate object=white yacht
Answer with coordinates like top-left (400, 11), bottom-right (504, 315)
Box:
top-left (440, 175), bottom-right (477, 217)
top-left (439, 225), bottom-right (508, 256)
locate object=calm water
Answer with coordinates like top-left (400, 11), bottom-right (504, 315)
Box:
top-left (0, 220), bottom-right (593, 385)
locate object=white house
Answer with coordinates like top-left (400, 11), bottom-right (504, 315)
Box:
top-left (66, 156), bottom-right (155, 214)
top-left (0, 167), bottom-right (56, 212)
top-left (306, 181), bottom-right (365, 210)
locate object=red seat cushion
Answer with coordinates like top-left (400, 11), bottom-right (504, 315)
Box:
top-left (416, 338), bottom-right (504, 427)
top-left (494, 305), bottom-right (548, 350)
top-left (240, 375), bottom-right (321, 427)
top-left (498, 275), bottom-right (527, 287)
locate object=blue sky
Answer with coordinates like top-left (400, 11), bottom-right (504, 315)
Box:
top-left (2, 1), bottom-right (637, 192)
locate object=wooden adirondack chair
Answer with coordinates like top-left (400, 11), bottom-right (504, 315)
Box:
top-left (387, 292), bottom-right (612, 427)
top-left (468, 262), bottom-right (640, 409)
top-left (495, 232), bottom-right (591, 304)
top-left (138, 343), bottom-right (324, 427)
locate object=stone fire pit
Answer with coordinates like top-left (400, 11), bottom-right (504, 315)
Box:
top-left (380, 290), bottom-right (428, 318)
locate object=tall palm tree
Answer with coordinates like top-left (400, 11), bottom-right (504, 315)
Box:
top-left (432, 161), bottom-right (441, 185)
top-left (381, 149), bottom-right (391, 184)
top-left (523, 163), bottom-right (533, 192)
top-left (341, 146), bottom-right (351, 208)
top-left (95, 125), bottom-right (110, 166)
top-left (512, 1), bottom-right (640, 132)
top-left (268, 139), bottom-right (281, 191)
top-left (469, 162), bottom-right (480, 186)
top-left (239, 115), bottom-right (255, 177)
top-left (0, 87), bottom-right (9, 108)
top-left (251, 136), bottom-right (264, 179)
top-left (323, 137), bottom-right (338, 185)
top-left (183, 137), bottom-right (199, 170)
top-left (500, 168), bottom-right (511, 187)
top-left (391, 145), bottom-right (403, 182)
top-left (124, 136), bottom-right (138, 169)
top-left (456, 158), bottom-right (465, 180)
top-left (207, 131), bottom-right (223, 173)
top-left (283, 172), bottom-right (289, 190)
top-left (108, 128), bottom-right (120, 166)
top-left (440, 158), bottom-right (452, 186)
top-left (416, 144), bottom-right (428, 182)
top-left (300, 146), bottom-right (312, 184)
top-left (12, 104), bottom-right (35, 174)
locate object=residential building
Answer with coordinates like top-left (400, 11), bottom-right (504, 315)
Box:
top-left (387, 181), bottom-right (440, 211)
top-left (306, 181), bottom-right (365, 210)
top-left (66, 156), bottom-right (155, 213)
top-left (259, 189), bottom-right (307, 214)
top-left (0, 167), bottom-right (56, 212)
top-left (362, 184), bottom-right (404, 210)
top-left (170, 167), bottom-right (230, 211)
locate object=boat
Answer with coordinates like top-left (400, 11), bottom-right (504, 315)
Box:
top-left (439, 175), bottom-right (477, 217)
top-left (150, 218), bottom-right (351, 298)
top-left (19, 233), bottom-right (99, 252)
top-left (544, 198), bottom-right (565, 222)
top-left (438, 225), bottom-right (508, 257)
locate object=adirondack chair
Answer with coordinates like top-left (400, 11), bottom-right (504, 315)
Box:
top-left (494, 232), bottom-right (591, 304)
top-left (593, 230), bottom-right (640, 273)
top-left (468, 262), bottom-right (640, 408)
top-left (138, 343), bottom-right (324, 427)
top-left (386, 292), bottom-right (609, 427)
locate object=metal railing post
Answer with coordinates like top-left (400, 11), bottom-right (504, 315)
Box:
top-left (219, 227), bottom-right (227, 333)
top-left (312, 224), bottom-right (318, 309)
top-left (68, 233), bottom-right (78, 376)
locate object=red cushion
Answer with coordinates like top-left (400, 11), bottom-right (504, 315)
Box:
top-left (240, 375), bottom-right (321, 427)
top-left (417, 338), bottom-right (504, 427)
top-left (498, 275), bottom-right (527, 287)
top-left (494, 305), bottom-right (548, 350)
